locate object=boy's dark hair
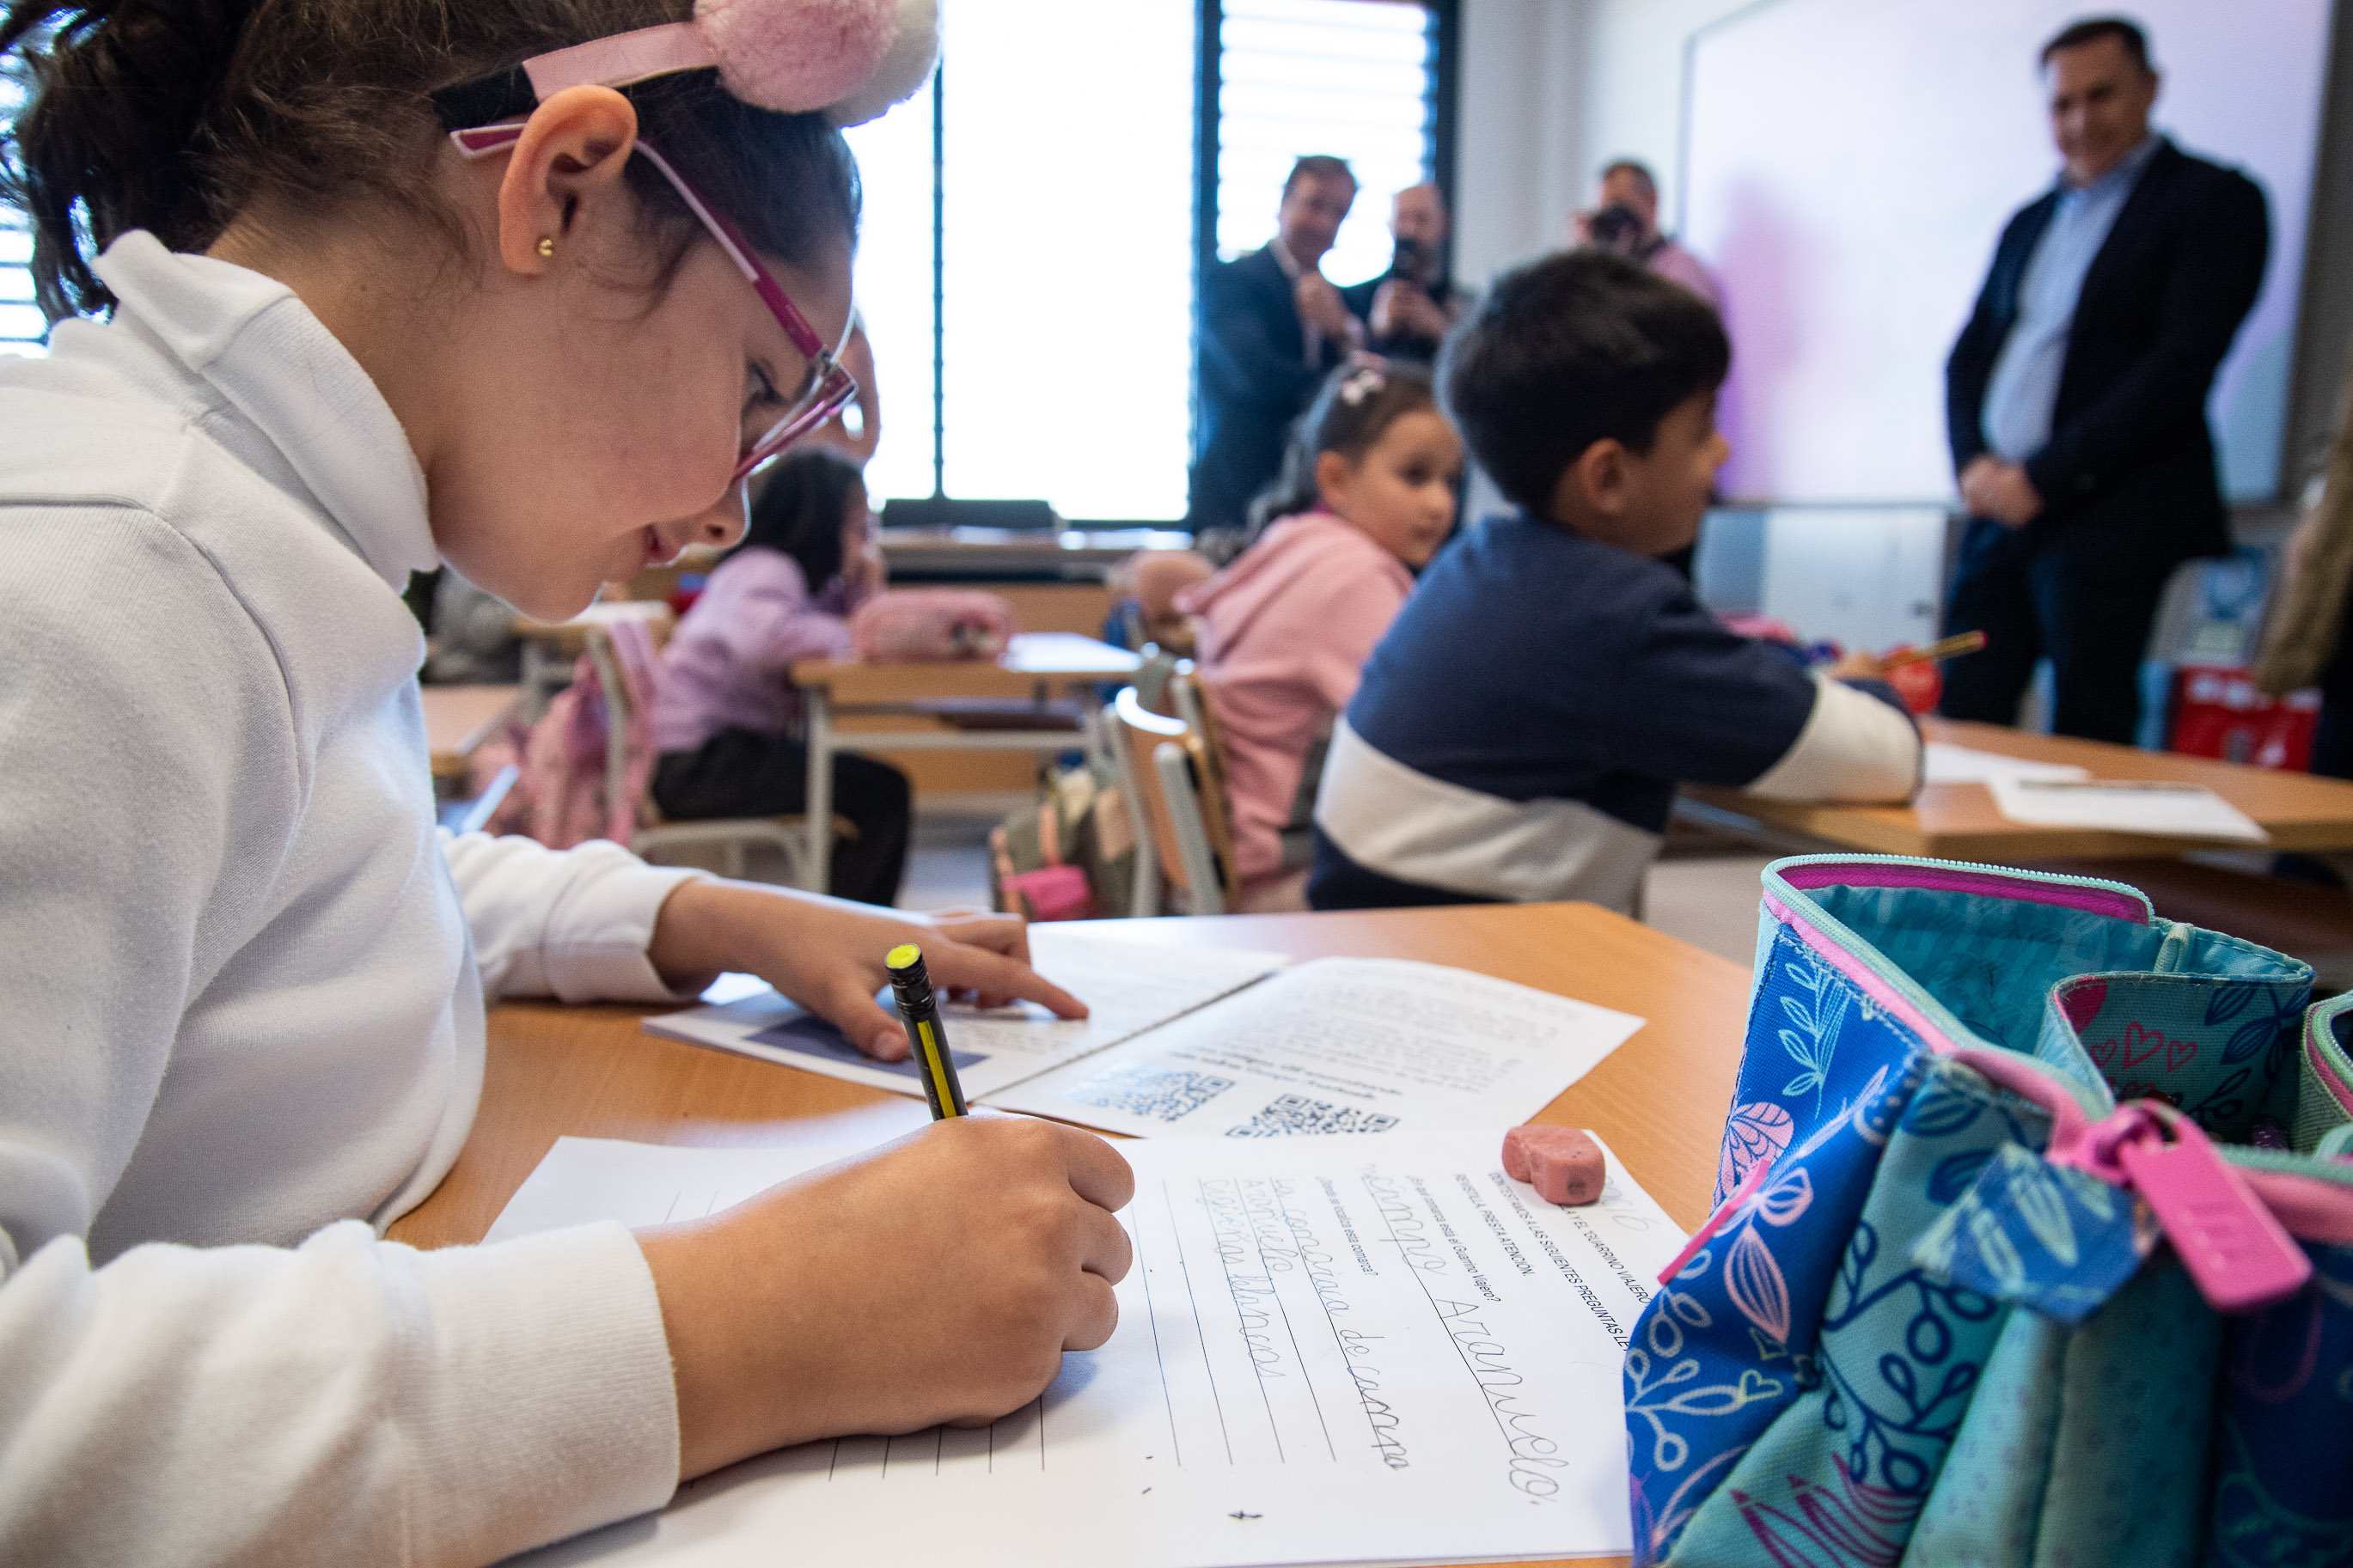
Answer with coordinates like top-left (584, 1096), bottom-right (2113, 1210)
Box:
top-left (1247, 363), bottom-right (1438, 535)
top-left (1439, 248), bottom-right (1728, 515)
top-left (737, 447), bottom-right (865, 591)
top-left (1283, 155), bottom-right (1355, 197)
top-left (1, 0), bottom-right (860, 321)
top-left (2041, 15), bottom-right (2151, 72)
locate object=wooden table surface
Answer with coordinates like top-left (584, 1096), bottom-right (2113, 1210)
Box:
top-left (790, 631), bottom-right (1142, 705)
top-left (388, 902), bottom-right (1751, 1568)
top-left (1689, 716), bottom-right (2353, 859)
top-left (419, 683), bottom-right (519, 780)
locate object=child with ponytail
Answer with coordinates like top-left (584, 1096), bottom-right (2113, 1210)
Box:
top-left (1175, 362), bottom-right (1462, 907)
top-left (0, 3), bottom-right (1130, 1562)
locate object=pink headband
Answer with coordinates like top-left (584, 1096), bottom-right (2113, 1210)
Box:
top-left (506, 0), bottom-right (938, 128)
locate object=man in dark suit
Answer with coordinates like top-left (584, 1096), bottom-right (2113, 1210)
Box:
top-left (1942, 16), bottom-right (2269, 743)
top-left (1189, 156), bottom-right (1362, 537)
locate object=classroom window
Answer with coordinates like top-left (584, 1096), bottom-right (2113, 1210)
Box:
top-left (844, 1), bottom-right (1199, 522)
top-left (852, 0), bottom-right (1447, 525)
top-left (0, 76), bottom-right (41, 358)
top-left (1214, 0), bottom-right (1440, 285)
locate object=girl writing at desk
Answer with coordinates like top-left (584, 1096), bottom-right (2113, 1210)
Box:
top-left (0, 1), bottom-right (1132, 1563)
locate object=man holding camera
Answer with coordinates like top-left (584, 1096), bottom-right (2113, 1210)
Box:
top-left (1344, 182), bottom-right (1466, 366)
top-left (1573, 160), bottom-right (1719, 307)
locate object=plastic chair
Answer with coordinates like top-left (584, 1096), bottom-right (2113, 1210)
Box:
top-left (584, 621), bottom-right (818, 884)
top-left (1109, 684), bottom-right (1238, 916)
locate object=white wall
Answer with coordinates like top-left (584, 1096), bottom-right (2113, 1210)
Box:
top-left (1452, 0), bottom-right (1762, 283)
top-left (1452, 0), bottom-right (1588, 286)
top-left (1580, 0), bottom-right (1757, 232)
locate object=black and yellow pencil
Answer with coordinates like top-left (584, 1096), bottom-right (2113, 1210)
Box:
top-left (885, 943), bottom-right (969, 1120)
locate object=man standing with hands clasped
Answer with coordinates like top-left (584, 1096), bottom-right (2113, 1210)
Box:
top-left (1189, 156), bottom-right (1365, 538)
top-left (1941, 15), bottom-right (2269, 742)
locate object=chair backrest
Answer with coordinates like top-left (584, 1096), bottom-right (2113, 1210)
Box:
top-left (1111, 685), bottom-right (1237, 913)
top-left (581, 621), bottom-right (660, 843)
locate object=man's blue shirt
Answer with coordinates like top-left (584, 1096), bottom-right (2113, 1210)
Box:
top-left (1981, 133), bottom-right (2163, 463)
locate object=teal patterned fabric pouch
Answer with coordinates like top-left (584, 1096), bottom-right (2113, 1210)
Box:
top-left (1625, 855), bottom-right (2353, 1566)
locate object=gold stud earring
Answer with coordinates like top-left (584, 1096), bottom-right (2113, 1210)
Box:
top-left (536, 237), bottom-right (556, 258)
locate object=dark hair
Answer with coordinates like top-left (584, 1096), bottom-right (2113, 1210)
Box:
top-left (2041, 15), bottom-right (2152, 72)
top-left (0, 0), bottom-right (861, 320)
top-left (1440, 248), bottom-right (1728, 515)
top-left (1247, 363), bottom-right (1439, 534)
top-left (1599, 159), bottom-right (1657, 205)
top-left (1282, 155), bottom-right (1355, 198)
top-left (739, 446), bottom-right (864, 589)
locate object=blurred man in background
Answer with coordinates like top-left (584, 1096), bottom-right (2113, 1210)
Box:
top-left (1572, 160), bottom-right (1719, 307)
top-left (1940, 15), bottom-right (2267, 742)
top-left (1190, 156), bottom-right (1363, 536)
top-left (1346, 182), bottom-right (1467, 366)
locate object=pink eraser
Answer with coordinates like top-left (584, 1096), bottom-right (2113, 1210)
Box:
top-left (1502, 1126), bottom-right (1605, 1205)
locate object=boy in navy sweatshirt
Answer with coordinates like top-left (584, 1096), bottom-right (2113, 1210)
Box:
top-left (1310, 250), bottom-right (1920, 913)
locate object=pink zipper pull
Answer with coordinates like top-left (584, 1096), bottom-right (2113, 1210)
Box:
top-left (2116, 1114), bottom-right (2311, 1314)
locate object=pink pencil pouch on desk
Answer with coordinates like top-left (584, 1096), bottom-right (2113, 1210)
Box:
top-left (850, 589), bottom-right (1017, 662)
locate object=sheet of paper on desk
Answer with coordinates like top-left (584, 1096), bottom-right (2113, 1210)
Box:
top-left (980, 958), bottom-right (1643, 1139)
top-left (1922, 741), bottom-right (2092, 785)
top-left (496, 1131), bottom-right (1684, 1568)
top-left (640, 927), bottom-right (1289, 1100)
top-left (1986, 775), bottom-right (2269, 842)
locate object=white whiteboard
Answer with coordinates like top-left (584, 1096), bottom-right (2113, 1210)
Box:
top-left (1684, 0), bottom-right (2331, 506)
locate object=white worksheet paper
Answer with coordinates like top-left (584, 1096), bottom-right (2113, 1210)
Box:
top-left (981, 958), bottom-right (1644, 1140)
top-left (641, 927), bottom-right (1289, 1100)
top-left (1921, 741), bottom-right (2091, 786)
top-left (498, 1132), bottom-right (1682, 1568)
top-left (1986, 776), bottom-right (2269, 842)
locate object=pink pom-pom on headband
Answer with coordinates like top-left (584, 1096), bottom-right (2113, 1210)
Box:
top-left (512, 0), bottom-right (936, 125)
top-left (696, 0), bottom-right (892, 115)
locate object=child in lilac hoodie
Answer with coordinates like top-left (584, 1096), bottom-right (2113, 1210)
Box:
top-left (1176, 366), bottom-right (1463, 906)
top-left (651, 448), bottom-right (909, 905)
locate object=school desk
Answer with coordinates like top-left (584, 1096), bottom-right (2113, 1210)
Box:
top-left (388, 900), bottom-right (1753, 1568)
top-left (788, 632), bottom-right (1144, 889)
top-left (1683, 716), bottom-right (2353, 861)
top-left (419, 682), bottom-right (519, 787)
top-left (878, 523), bottom-right (1194, 580)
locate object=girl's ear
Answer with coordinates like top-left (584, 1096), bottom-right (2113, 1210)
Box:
top-left (493, 85), bottom-right (642, 278)
top-left (1314, 448), bottom-right (1355, 516)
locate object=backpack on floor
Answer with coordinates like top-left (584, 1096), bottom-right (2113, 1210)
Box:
top-left (988, 760), bottom-right (1139, 922)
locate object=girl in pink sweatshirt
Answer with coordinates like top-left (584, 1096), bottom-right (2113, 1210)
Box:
top-left (1176, 365), bottom-right (1463, 904)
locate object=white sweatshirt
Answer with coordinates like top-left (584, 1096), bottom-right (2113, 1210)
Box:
top-left (0, 234), bottom-right (700, 1565)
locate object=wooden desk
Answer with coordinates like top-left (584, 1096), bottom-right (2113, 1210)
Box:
top-left (790, 632), bottom-right (1145, 889)
top-left (879, 524), bottom-right (1194, 580)
top-left (1687, 716), bottom-right (2353, 861)
top-left (419, 683), bottom-right (519, 784)
top-left (391, 902), bottom-right (1746, 1246)
top-left (388, 903), bottom-right (1745, 1568)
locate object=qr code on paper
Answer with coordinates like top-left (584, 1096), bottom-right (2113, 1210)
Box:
top-left (1061, 1063), bottom-right (1237, 1123)
top-left (1225, 1094), bottom-right (1400, 1138)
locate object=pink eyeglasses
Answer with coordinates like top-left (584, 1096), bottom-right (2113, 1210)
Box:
top-left (437, 32), bottom-right (858, 482)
